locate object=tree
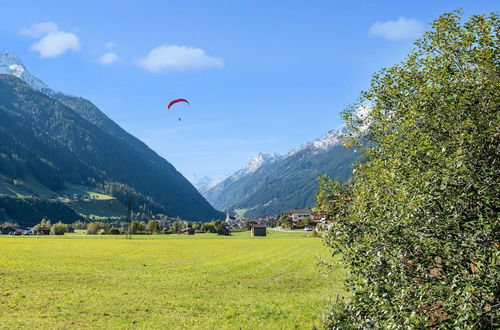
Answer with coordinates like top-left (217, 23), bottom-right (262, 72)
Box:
top-left (279, 216), bottom-right (293, 229)
top-left (299, 217), bottom-right (314, 228)
top-left (86, 222), bottom-right (100, 235)
top-left (315, 174), bottom-right (352, 220)
top-left (147, 220), bottom-right (161, 234)
top-left (171, 221), bottom-right (182, 234)
top-left (322, 12), bottom-right (499, 329)
top-left (33, 218), bottom-right (51, 232)
top-left (1, 221), bottom-right (19, 228)
top-left (50, 221), bottom-right (67, 235)
top-left (213, 220), bottom-right (224, 234)
top-left (201, 222), bottom-right (215, 233)
top-left (245, 220), bottom-right (255, 230)
top-left (130, 221), bottom-right (145, 234)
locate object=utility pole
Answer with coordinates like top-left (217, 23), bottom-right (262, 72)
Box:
top-left (126, 196), bottom-right (132, 239)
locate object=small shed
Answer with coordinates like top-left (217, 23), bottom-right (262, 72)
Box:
top-left (182, 227), bottom-right (195, 235)
top-left (251, 224), bottom-right (267, 237)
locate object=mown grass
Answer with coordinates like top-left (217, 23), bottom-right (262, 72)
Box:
top-left (0, 231), bottom-right (345, 329)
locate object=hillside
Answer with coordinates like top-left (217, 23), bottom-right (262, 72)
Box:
top-left (0, 52), bottom-right (223, 224)
top-left (203, 129), bottom-right (359, 217)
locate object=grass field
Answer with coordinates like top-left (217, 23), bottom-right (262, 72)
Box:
top-left (0, 231), bottom-right (345, 329)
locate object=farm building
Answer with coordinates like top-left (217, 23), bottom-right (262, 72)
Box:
top-left (1, 226), bottom-right (18, 235)
top-left (182, 227), bottom-right (195, 235)
top-left (251, 224), bottom-right (267, 237)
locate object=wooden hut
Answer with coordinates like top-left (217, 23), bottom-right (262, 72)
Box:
top-left (251, 224), bottom-right (267, 237)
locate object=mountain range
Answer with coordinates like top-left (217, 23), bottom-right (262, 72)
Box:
top-left (202, 128), bottom-right (359, 218)
top-left (0, 51), bottom-right (223, 225)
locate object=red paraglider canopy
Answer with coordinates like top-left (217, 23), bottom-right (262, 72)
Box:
top-left (168, 98), bottom-right (190, 109)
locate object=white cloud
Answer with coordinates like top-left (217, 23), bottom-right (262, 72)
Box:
top-left (21, 21), bottom-right (80, 58)
top-left (20, 22), bottom-right (58, 37)
top-left (370, 17), bottom-right (424, 41)
top-left (30, 31), bottom-right (80, 58)
top-left (138, 44), bottom-right (224, 73)
top-left (98, 52), bottom-right (120, 65)
top-left (105, 42), bottom-right (116, 49)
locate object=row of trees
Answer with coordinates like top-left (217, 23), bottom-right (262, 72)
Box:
top-left (82, 219), bottom-right (230, 235)
top-left (318, 12), bottom-right (499, 328)
top-left (32, 218), bottom-right (67, 235)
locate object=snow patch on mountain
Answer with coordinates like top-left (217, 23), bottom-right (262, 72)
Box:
top-left (210, 153), bottom-right (281, 189)
top-left (245, 153), bottom-right (281, 174)
top-left (0, 50), bottom-right (56, 96)
top-left (287, 128), bottom-right (344, 156)
top-left (232, 153), bottom-right (281, 180)
top-left (188, 174), bottom-right (214, 192)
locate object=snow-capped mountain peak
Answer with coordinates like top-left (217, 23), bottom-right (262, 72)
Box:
top-left (215, 152), bottom-right (281, 185)
top-left (287, 127), bottom-right (344, 156)
top-left (0, 50), bottom-right (53, 94)
top-left (188, 174), bottom-right (214, 191)
top-left (244, 153), bottom-right (280, 174)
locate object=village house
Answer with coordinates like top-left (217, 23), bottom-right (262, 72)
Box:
top-left (291, 209), bottom-right (313, 222)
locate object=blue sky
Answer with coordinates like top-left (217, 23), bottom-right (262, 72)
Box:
top-left (1, 0), bottom-right (497, 182)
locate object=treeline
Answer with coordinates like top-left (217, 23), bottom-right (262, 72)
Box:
top-left (70, 219), bottom-right (230, 236)
top-left (102, 182), bottom-right (168, 215)
top-left (0, 196), bottom-right (82, 227)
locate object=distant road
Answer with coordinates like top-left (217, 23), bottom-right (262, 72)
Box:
top-left (269, 228), bottom-right (303, 233)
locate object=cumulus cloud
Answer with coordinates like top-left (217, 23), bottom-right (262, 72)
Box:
top-left (370, 17), bottom-right (424, 41)
top-left (97, 52), bottom-right (120, 65)
top-left (138, 44), bottom-right (224, 73)
top-left (21, 21), bottom-right (80, 58)
top-left (20, 22), bottom-right (58, 37)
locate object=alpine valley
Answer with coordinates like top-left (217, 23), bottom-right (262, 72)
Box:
top-left (202, 129), bottom-right (360, 218)
top-left (0, 51), bottom-right (224, 226)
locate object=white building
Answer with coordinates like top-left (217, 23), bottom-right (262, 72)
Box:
top-left (291, 209), bottom-right (313, 222)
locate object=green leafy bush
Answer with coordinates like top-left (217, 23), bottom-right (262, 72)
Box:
top-left (321, 11), bottom-right (499, 329)
top-left (129, 220), bottom-right (145, 234)
top-left (50, 221), bottom-right (67, 235)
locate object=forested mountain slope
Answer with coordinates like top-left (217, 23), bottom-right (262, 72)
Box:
top-left (203, 129), bottom-right (359, 217)
top-left (0, 71), bottom-right (223, 223)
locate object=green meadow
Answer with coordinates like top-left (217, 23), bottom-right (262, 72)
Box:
top-left (0, 231), bottom-right (345, 329)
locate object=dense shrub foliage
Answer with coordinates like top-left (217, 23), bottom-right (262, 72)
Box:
top-left (321, 12), bottom-right (499, 329)
top-left (86, 222), bottom-right (100, 235)
top-left (50, 221), bottom-right (67, 235)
